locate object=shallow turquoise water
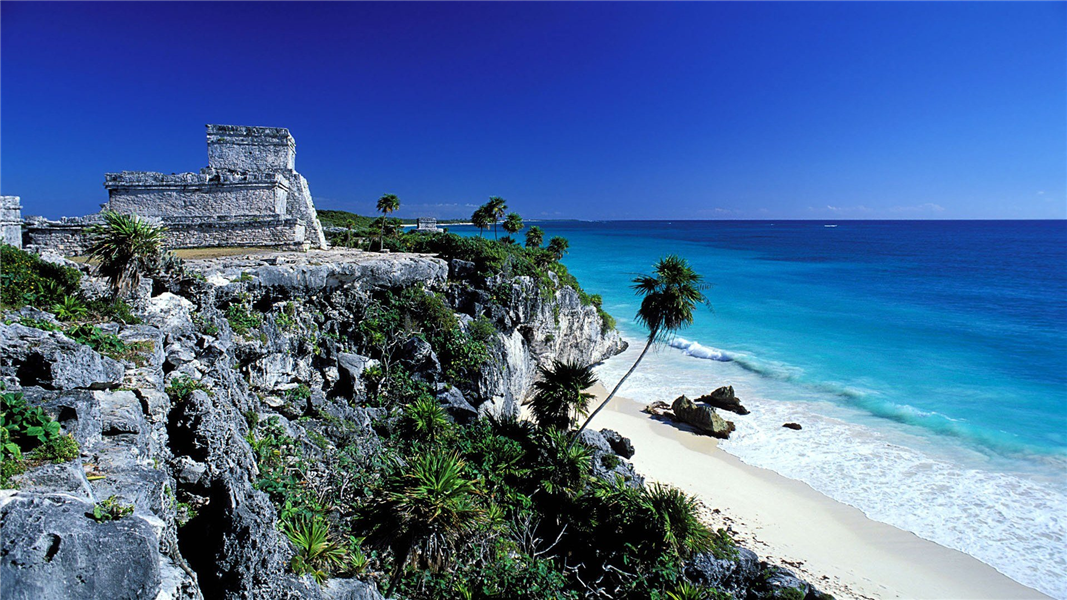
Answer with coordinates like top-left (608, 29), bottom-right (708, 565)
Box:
top-left (453, 220), bottom-right (1067, 597)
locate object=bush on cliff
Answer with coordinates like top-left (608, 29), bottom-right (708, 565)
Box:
top-left (84, 211), bottom-right (167, 297)
top-left (0, 244), bottom-right (82, 310)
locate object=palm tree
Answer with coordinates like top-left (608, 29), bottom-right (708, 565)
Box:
top-left (84, 211), bottom-right (166, 297)
top-left (524, 360), bottom-right (598, 431)
top-left (486, 197), bottom-right (507, 240)
top-left (546, 236), bottom-right (569, 261)
top-left (525, 226), bottom-right (544, 249)
top-left (502, 212), bottom-right (524, 240)
top-left (471, 206), bottom-right (492, 237)
top-left (570, 255), bottom-right (708, 448)
top-left (376, 194), bottom-right (400, 251)
top-left (366, 450), bottom-right (483, 596)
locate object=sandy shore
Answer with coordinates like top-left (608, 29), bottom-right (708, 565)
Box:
top-left (586, 383), bottom-right (1049, 600)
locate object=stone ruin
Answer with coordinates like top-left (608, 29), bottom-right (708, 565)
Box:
top-left (20, 124), bottom-right (328, 254)
top-left (1, 196), bottom-right (22, 249)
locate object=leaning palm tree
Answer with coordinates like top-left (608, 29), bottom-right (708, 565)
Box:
top-left (570, 255), bottom-right (708, 447)
top-left (485, 197), bottom-right (507, 239)
top-left (84, 211), bottom-right (166, 297)
top-left (471, 206), bottom-right (492, 237)
top-left (525, 225), bottom-right (544, 249)
top-left (524, 360), bottom-right (598, 431)
top-left (365, 450), bottom-right (483, 596)
top-left (376, 194), bottom-right (400, 251)
top-left (502, 212), bottom-right (524, 240)
top-left (546, 236), bottom-right (569, 261)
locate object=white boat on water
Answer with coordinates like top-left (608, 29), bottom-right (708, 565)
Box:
top-left (825, 224), bottom-right (838, 228)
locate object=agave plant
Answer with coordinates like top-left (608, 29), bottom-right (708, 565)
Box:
top-left (641, 483), bottom-right (712, 558)
top-left (84, 211), bottom-right (166, 297)
top-left (284, 516), bottom-right (347, 584)
top-left (665, 581), bottom-right (714, 600)
top-left (365, 449), bottom-right (484, 595)
top-left (536, 429), bottom-right (592, 496)
top-left (402, 396), bottom-right (451, 443)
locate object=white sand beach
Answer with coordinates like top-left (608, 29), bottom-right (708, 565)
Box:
top-left (586, 383), bottom-right (1050, 600)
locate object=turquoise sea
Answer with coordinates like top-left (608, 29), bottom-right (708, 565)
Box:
top-left (453, 220), bottom-right (1067, 597)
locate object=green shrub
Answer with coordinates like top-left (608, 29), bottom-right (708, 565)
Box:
top-left (2, 391), bottom-right (62, 449)
top-left (0, 244), bottom-right (82, 310)
top-left (64, 324), bottom-right (131, 359)
top-left (91, 495), bottom-right (134, 521)
top-left (51, 295), bottom-right (89, 321)
top-left (18, 317), bottom-right (61, 332)
top-left (226, 295), bottom-right (262, 335)
top-left (468, 316), bottom-right (496, 343)
top-left (166, 376), bottom-right (209, 402)
top-left (286, 384), bottom-right (312, 404)
top-left (38, 433), bottom-right (80, 463)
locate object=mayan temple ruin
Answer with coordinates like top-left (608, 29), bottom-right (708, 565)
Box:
top-left (21, 124), bottom-right (328, 254)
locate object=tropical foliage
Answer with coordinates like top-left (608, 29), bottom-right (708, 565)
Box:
top-left (524, 225), bottom-right (544, 249)
top-left (84, 211), bottom-right (167, 297)
top-left (376, 194), bottom-right (401, 251)
top-left (524, 360), bottom-right (597, 431)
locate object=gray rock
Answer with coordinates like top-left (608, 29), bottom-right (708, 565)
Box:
top-left (1, 492), bottom-right (162, 600)
top-left (685, 547), bottom-right (762, 598)
top-left (436, 385), bottom-right (477, 423)
top-left (672, 395), bottom-right (735, 439)
top-left (10, 462), bottom-right (93, 501)
top-left (576, 428), bottom-right (612, 453)
top-left (335, 353), bottom-right (378, 401)
top-left (448, 258), bottom-right (476, 280)
top-left (323, 578), bottom-right (387, 600)
top-left (0, 324), bottom-right (124, 390)
top-left (696, 385), bottom-right (750, 415)
top-left (399, 336), bottom-right (441, 384)
top-left (97, 390), bottom-right (145, 436)
top-left (599, 428), bottom-right (635, 459)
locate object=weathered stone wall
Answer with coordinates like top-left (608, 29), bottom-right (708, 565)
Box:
top-left (207, 124), bottom-right (295, 172)
top-left (1, 196), bottom-right (22, 248)
top-left (105, 170), bottom-right (289, 219)
top-left (163, 216), bottom-right (305, 249)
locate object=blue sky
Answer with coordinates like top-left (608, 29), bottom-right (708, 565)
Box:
top-left (1, 2), bottom-right (1064, 220)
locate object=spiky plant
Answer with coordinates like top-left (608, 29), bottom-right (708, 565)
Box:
top-left (546, 236), bottom-right (569, 261)
top-left (525, 225), bottom-right (545, 249)
top-left (665, 581), bottom-right (714, 600)
top-left (641, 483), bottom-right (713, 558)
top-left (51, 295), bottom-right (88, 321)
top-left (536, 429), bottom-right (593, 496)
top-left (366, 450), bottom-right (484, 595)
top-left (571, 255), bottom-right (708, 447)
top-left (524, 360), bottom-right (597, 431)
top-left (284, 516), bottom-right (347, 584)
top-left (84, 211), bottom-right (166, 297)
top-left (403, 396), bottom-right (451, 443)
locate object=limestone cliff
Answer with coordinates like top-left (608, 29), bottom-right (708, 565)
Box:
top-left (0, 248), bottom-right (624, 599)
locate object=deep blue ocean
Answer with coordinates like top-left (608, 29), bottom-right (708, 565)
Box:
top-left (452, 220), bottom-right (1067, 596)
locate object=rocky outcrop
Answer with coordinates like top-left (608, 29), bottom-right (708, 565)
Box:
top-left (696, 386), bottom-right (749, 415)
top-left (686, 549), bottom-right (833, 600)
top-left (600, 429), bottom-right (635, 459)
top-left (783, 422), bottom-right (803, 430)
top-left (672, 396), bottom-right (736, 439)
top-left (0, 324), bottom-right (124, 391)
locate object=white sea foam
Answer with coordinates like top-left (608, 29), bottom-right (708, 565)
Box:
top-left (668, 338), bottom-right (733, 361)
top-left (595, 333), bottom-right (1067, 599)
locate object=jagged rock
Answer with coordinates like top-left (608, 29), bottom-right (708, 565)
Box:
top-left (783, 422), bottom-right (803, 430)
top-left (1, 492), bottom-right (162, 600)
top-left (0, 324), bottom-right (124, 390)
top-left (695, 385), bottom-right (750, 415)
top-left (685, 547), bottom-right (762, 598)
top-left (449, 258), bottom-right (476, 280)
top-left (335, 353), bottom-right (378, 401)
top-left (323, 578), bottom-right (387, 600)
top-left (672, 395), bottom-right (735, 439)
top-left (25, 389), bottom-right (103, 450)
top-left (577, 428), bottom-right (612, 453)
top-left (600, 428), bottom-right (635, 459)
top-left (436, 385), bottom-right (478, 423)
top-left (400, 336), bottom-right (441, 384)
top-left (10, 462), bottom-right (93, 501)
top-left (97, 390), bottom-right (145, 436)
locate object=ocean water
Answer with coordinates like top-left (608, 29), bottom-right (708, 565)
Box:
top-left (453, 220), bottom-right (1067, 598)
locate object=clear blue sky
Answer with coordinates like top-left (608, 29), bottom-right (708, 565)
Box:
top-left (2, 2), bottom-right (1064, 220)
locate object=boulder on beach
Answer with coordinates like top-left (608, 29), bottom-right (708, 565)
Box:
top-left (671, 395), bottom-right (735, 439)
top-left (643, 400), bottom-right (673, 418)
top-left (782, 422), bottom-right (802, 430)
top-left (695, 385), bottom-right (749, 415)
